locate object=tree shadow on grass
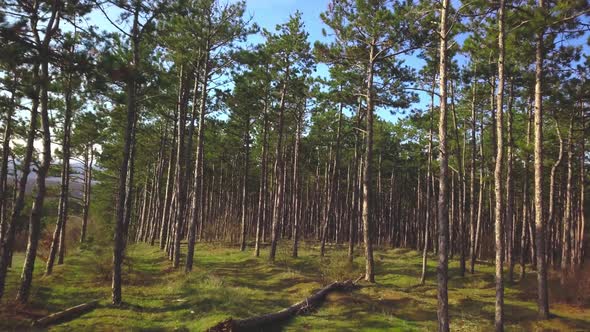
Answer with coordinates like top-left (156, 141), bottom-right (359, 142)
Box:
top-left (450, 296), bottom-right (590, 331)
top-left (201, 259), bottom-right (318, 294)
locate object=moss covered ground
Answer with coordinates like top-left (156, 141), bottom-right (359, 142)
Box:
top-left (0, 241), bottom-right (588, 331)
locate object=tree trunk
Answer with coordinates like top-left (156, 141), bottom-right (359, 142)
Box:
top-left (320, 101), bottom-right (343, 257)
top-left (450, 80), bottom-right (466, 276)
top-left (0, 75), bottom-right (16, 244)
top-left (520, 104), bottom-right (533, 281)
top-left (17, 27), bottom-right (57, 303)
top-left (32, 300), bottom-right (99, 328)
top-left (533, 0), bottom-right (549, 317)
top-left (187, 56), bottom-right (210, 272)
top-left (349, 101), bottom-right (363, 262)
top-left (46, 64), bottom-right (74, 274)
top-left (469, 69), bottom-right (478, 275)
top-left (561, 118), bottom-right (574, 283)
top-left (437, 0), bottom-right (450, 330)
top-left (291, 103), bottom-right (303, 257)
top-left (113, 6), bottom-right (139, 305)
top-left (578, 103), bottom-right (586, 267)
top-left (254, 94), bottom-right (269, 257)
top-left (421, 78), bottom-right (435, 285)
top-left (160, 115), bottom-right (177, 250)
top-left (239, 109), bottom-right (251, 251)
top-left (362, 42), bottom-right (376, 283)
top-left (80, 145), bottom-right (94, 243)
top-left (172, 66), bottom-right (190, 269)
top-left (493, 1), bottom-right (506, 328)
top-left (0, 63), bottom-right (40, 300)
top-left (548, 119), bottom-right (563, 267)
top-left (269, 75), bottom-right (288, 262)
top-left (506, 81), bottom-right (515, 282)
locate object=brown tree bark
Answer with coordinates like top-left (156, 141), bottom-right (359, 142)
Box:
top-left (578, 103), bottom-right (586, 266)
top-left (437, 0), bottom-right (450, 329)
top-left (493, 1), bottom-right (506, 328)
top-left (113, 3), bottom-right (140, 305)
top-left (506, 80), bottom-right (515, 282)
top-left (269, 76), bottom-right (288, 262)
top-left (172, 66), bottom-right (190, 268)
top-left (16, 3), bottom-right (61, 303)
top-left (160, 114), bottom-right (177, 250)
top-left (291, 101), bottom-right (303, 257)
top-left (0, 64), bottom-right (39, 300)
top-left (254, 93), bottom-right (270, 257)
top-left (348, 101), bottom-right (363, 263)
top-left (32, 300), bottom-right (99, 328)
top-left (421, 78), bottom-right (435, 285)
top-left (320, 101), bottom-right (343, 257)
top-left (520, 103), bottom-right (533, 281)
top-left (0, 75), bottom-right (16, 242)
top-left (46, 51), bottom-right (75, 274)
top-left (239, 100), bottom-right (252, 251)
top-left (16, 3), bottom-right (60, 303)
top-left (533, 0), bottom-right (550, 317)
top-left (561, 117), bottom-right (574, 283)
top-left (450, 80), bottom-right (466, 276)
top-left (187, 56), bottom-right (210, 272)
top-left (548, 118), bottom-right (563, 267)
top-left (362, 42), bottom-right (376, 283)
top-left (80, 144), bottom-right (94, 243)
top-left (469, 70), bottom-right (478, 275)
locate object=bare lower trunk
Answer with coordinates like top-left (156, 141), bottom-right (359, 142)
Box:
top-left (493, 1), bottom-right (506, 328)
top-left (240, 109), bottom-right (251, 251)
top-left (46, 67), bottom-right (74, 274)
top-left (548, 119), bottom-right (563, 267)
top-left (17, 39), bottom-right (56, 303)
top-left (437, 1), bottom-right (450, 329)
top-left (561, 118), bottom-right (574, 283)
top-left (506, 81), bottom-right (515, 282)
top-left (0, 65), bottom-right (39, 300)
top-left (421, 80), bottom-right (435, 285)
top-left (320, 102), bottom-right (343, 257)
top-left (291, 105), bottom-right (303, 257)
top-left (172, 66), bottom-right (189, 269)
top-left (362, 44), bottom-right (376, 283)
top-left (254, 98), bottom-right (269, 257)
top-left (113, 7), bottom-right (140, 305)
top-left (80, 145), bottom-right (94, 243)
top-left (160, 118), bottom-right (177, 249)
top-left (533, 2), bottom-right (549, 317)
top-left (269, 78), bottom-right (288, 262)
top-left (348, 102), bottom-right (362, 263)
top-left (579, 110), bottom-right (585, 266)
top-left (187, 59), bottom-right (210, 272)
top-left (0, 76), bottom-right (16, 246)
top-left (469, 70), bottom-right (478, 275)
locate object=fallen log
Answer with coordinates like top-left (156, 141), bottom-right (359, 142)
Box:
top-left (208, 277), bottom-right (362, 332)
top-left (32, 300), bottom-right (100, 327)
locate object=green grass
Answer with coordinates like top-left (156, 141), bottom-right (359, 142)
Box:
top-left (1, 241), bottom-right (589, 331)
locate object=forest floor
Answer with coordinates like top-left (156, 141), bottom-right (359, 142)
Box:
top-left (1, 241), bottom-right (589, 331)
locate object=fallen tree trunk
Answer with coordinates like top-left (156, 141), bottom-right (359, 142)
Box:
top-left (32, 300), bottom-right (99, 327)
top-left (208, 277), bottom-right (362, 332)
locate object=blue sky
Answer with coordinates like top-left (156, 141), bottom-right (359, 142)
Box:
top-left (85, 0), bottom-right (428, 123)
top-left (83, 0), bottom-right (590, 124)
top-left (237, 0), bottom-right (428, 121)
top-left (241, 0), bottom-right (329, 43)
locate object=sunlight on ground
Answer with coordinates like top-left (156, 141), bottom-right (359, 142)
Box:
top-left (1, 242), bottom-right (589, 331)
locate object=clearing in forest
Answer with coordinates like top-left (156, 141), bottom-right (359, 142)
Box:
top-left (0, 242), bottom-right (589, 331)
